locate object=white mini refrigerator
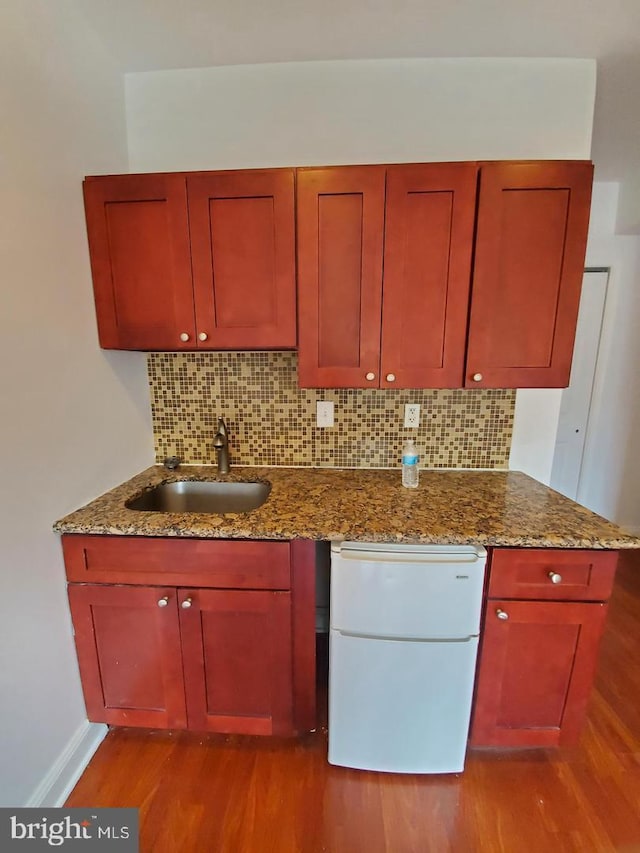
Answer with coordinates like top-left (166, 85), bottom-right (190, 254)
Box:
top-left (328, 541), bottom-right (487, 774)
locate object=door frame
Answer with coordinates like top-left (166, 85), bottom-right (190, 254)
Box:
top-left (550, 268), bottom-right (610, 501)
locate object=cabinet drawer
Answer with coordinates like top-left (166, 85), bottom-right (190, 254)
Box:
top-left (488, 549), bottom-right (618, 602)
top-left (62, 535), bottom-right (291, 589)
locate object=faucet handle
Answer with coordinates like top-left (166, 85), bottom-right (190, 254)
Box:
top-left (217, 417), bottom-right (228, 435)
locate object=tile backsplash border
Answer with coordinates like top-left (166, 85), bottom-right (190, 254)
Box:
top-left (148, 352), bottom-right (515, 469)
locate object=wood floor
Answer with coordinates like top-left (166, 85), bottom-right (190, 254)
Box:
top-left (66, 551), bottom-right (640, 853)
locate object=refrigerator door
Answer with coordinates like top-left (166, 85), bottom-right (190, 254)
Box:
top-left (330, 543), bottom-right (486, 639)
top-left (328, 630), bottom-right (479, 773)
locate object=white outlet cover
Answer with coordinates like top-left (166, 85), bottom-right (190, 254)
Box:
top-left (404, 404), bottom-right (421, 428)
top-left (317, 400), bottom-right (335, 428)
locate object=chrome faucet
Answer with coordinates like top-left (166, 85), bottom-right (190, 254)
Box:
top-left (213, 417), bottom-right (230, 474)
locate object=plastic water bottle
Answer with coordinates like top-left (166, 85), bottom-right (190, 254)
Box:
top-left (401, 439), bottom-right (419, 489)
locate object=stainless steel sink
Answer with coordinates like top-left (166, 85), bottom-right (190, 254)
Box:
top-left (126, 480), bottom-right (271, 514)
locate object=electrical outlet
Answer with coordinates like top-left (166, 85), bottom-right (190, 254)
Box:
top-left (316, 400), bottom-right (335, 428)
top-left (404, 403), bottom-right (421, 428)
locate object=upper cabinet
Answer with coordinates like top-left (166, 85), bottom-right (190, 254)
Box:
top-left (382, 164), bottom-right (478, 388)
top-left (83, 160), bottom-right (593, 389)
top-left (187, 170), bottom-right (296, 349)
top-left (83, 169), bottom-right (297, 350)
top-left (465, 162), bottom-right (593, 388)
top-left (296, 160), bottom-right (593, 389)
top-left (296, 166), bottom-right (386, 388)
top-left (83, 173), bottom-right (195, 350)
top-left (297, 163), bottom-right (477, 388)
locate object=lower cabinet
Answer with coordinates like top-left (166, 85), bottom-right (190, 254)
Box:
top-left (471, 548), bottom-right (618, 747)
top-left (179, 587), bottom-right (293, 735)
top-left (470, 598), bottom-right (608, 747)
top-left (69, 584), bottom-right (188, 730)
top-left (64, 536), bottom-right (316, 736)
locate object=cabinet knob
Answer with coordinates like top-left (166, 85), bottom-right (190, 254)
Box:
top-left (496, 608), bottom-right (509, 620)
top-left (386, 373), bottom-right (396, 382)
top-left (472, 373), bottom-right (483, 382)
top-left (179, 332), bottom-right (190, 342)
top-left (198, 332), bottom-right (208, 342)
top-left (157, 596), bottom-right (169, 608)
top-left (548, 571), bottom-right (563, 584)
top-left (365, 372), bottom-right (376, 381)
top-left (181, 597), bottom-right (193, 609)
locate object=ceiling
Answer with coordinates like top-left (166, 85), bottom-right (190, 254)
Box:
top-left (73, 0), bottom-right (640, 183)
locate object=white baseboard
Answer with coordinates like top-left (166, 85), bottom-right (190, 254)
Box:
top-left (26, 721), bottom-right (108, 807)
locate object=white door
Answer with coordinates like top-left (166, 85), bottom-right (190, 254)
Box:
top-left (550, 270), bottom-right (609, 500)
top-left (328, 631), bottom-right (479, 773)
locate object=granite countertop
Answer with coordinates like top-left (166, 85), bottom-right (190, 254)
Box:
top-left (53, 465), bottom-right (639, 549)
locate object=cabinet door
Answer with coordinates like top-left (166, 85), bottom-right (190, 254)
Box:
top-left (187, 170), bottom-right (296, 349)
top-left (470, 599), bottom-right (607, 747)
top-left (380, 163), bottom-right (477, 388)
top-left (83, 174), bottom-right (195, 350)
top-left (297, 166), bottom-right (386, 387)
top-left (466, 161), bottom-right (593, 388)
top-left (68, 584), bottom-right (187, 729)
top-left (179, 588), bottom-right (293, 735)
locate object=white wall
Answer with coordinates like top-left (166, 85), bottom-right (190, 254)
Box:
top-left (616, 167), bottom-right (640, 234)
top-left (577, 182), bottom-right (640, 531)
top-left (125, 58), bottom-right (596, 483)
top-left (0, 0), bottom-right (153, 806)
top-left (126, 58), bottom-right (595, 171)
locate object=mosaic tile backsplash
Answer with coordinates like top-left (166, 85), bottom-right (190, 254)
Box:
top-left (148, 352), bottom-right (516, 469)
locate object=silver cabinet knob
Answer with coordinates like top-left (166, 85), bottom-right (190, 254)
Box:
top-left (386, 373), bottom-right (396, 382)
top-left (365, 372), bottom-right (376, 381)
top-left (496, 608), bottom-right (509, 620)
top-left (472, 373), bottom-right (483, 382)
top-left (198, 332), bottom-right (208, 342)
top-left (179, 332), bottom-right (190, 342)
top-left (548, 571), bottom-right (563, 584)
top-left (157, 596), bottom-right (169, 608)
top-left (181, 597), bottom-right (193, 609)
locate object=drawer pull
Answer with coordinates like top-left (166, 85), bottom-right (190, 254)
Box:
top-left (496, 608), bottom-right (509, 621)
top-left (181, 597), bottom-right (193, 609)
top-left (548, 572), bottom-right (563, 584)
top-left (157, 596), bottom-right (169, 608)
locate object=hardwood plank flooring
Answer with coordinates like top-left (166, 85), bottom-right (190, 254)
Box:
top-left (66, 551), bottom-right (640, 852)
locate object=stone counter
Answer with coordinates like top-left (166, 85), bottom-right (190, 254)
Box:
top-left (54, 466), bottom-right (639, 549)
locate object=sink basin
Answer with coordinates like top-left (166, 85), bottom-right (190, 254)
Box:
top-left (126, 480), bottom-right (271, 514)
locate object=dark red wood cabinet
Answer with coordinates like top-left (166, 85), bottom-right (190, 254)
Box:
top-left (83, 169), bottom-right (297, 351)
top-left (297, 160), bottom-right (593, 389)
top-left (68, 583), bottom-right (188, 729)
top-left (296, 165), bottom-right (385, 388)
top-left (296, 163), bottom-right (478, 388)
top-left (471, 548), bottom-right (617, 747)
top-left (84, 160), bottom-right (593, 387)
top-left (64, 536), bottom-right (316, 736)
top-left (179, 587), bottom-right (293, 735)
top-left (187, 170), bottom-right (296, 349)
top-left (466, 161), bottom-right (593, 388)
top-left (82, 174), bottom-right (195, 350)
